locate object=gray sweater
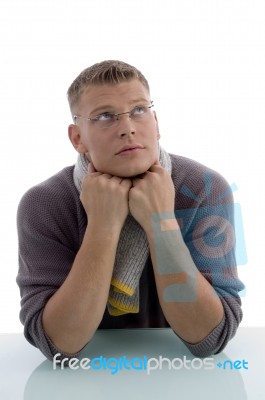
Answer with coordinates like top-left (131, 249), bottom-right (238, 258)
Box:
top-left (16, 154), bottom-right (245, 360)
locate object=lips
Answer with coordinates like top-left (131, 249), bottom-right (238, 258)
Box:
top-left (115, 144), bottom-right (144, 155)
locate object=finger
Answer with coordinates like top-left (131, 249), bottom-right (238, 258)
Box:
top-left (132, 178), bottom-right (142, 187)
top-left (88, 162), bottom-right (97, 174)
top-left (120, 178), bottom-right (132, 188)
top-left (87, 162), bottom-right (103, 178)
top-left (153, 159), bottom-right (161, 166)
top-left (109, 175), bottom-right (123, 183)
top-left (149, 163), bottom-right (163, 173)
top-left (110, 177), bottom-right (132, 188)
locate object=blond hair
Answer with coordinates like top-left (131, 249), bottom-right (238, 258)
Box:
top-left (67, 60), bottom-right (150, 112)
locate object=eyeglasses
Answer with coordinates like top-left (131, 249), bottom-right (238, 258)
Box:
top-left (73, 102), bottom-right (154, 130)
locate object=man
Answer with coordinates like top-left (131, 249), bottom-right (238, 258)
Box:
top-left (17, 60), bottom-right (244, 361)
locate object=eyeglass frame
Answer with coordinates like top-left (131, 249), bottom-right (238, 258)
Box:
top-left (73, 101), bottom-right (154, 129)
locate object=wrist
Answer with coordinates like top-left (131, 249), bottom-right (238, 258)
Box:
top-left (86, 218), bottom-right (123, 241)
top-left (145, 211), bottom-right (179, 239)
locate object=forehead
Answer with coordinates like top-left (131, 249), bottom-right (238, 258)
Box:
top-left (78, 79), bottom-right (150, 114)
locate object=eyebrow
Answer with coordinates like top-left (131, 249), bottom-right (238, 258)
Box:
top-left (89, 98), bottom-right (151, 116)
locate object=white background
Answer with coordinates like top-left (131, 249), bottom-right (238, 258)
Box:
top-left (0, 0), bottom-right (264, 333)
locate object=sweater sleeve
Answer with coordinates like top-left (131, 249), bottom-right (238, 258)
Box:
top-left (172, 162), bottom-right (245, 357)
top-left (16, 173), bottom-right (85, 361)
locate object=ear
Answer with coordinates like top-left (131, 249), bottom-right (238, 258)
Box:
top-left (153, 111), bottom-right (161, 140)
top-left (68, 124), bottom-right (88, 153)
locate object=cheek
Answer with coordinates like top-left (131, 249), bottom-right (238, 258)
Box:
top-left (85, 138), bottom-right (101, 157)
top-left (87, 142), bottom-right (110, 169)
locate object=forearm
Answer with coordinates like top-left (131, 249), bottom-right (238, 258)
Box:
top-left (42, 221), bottom-right (121, 354)
top-left (147, 219), bottom-right (224, 344)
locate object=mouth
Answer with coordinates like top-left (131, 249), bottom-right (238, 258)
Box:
top-left (115, 145), bottom-right (144, 155)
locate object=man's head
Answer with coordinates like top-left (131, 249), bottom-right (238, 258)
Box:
top-left (67, 60), bottom-right (160, 178)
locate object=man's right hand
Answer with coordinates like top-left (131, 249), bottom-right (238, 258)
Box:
top-left (80, 162), bottom-right (132, 230)
top-left (43, 162), bottom-right (132, 355)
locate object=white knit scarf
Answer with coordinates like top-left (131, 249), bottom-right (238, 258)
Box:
top-left (73, 145), bottom-right (172, 315)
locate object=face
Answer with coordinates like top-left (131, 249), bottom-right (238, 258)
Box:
top-left (68, 79), bottom-right (160, 177)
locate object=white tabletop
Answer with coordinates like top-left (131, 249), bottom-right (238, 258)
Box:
top-left (0, 327), bottom-right (264, 400)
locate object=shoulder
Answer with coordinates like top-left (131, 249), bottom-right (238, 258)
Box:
top-left (169, 153), bottom-right (233, 206)
top-left (17, 166), bottom-right (80, 222)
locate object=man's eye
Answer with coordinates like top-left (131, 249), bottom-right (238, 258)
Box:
top-left (133, 106), bottom-right (145, 115)
top-left (96, 113), bottom-right (113, 121)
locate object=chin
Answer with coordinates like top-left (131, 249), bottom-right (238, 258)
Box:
top-left (117, 172), bottom-right (145, 178)
top-left (114, 164), bottom-right (151, 178)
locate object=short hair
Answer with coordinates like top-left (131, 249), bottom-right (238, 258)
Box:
top-left (67, 60), bottom-right (150, 112)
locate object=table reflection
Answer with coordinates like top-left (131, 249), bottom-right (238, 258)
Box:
top-left (24, 329), bottom-right (247, 400)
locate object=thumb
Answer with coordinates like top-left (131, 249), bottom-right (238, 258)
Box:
top-left (88, 161), bottom-right (97, 174)
top-left (154, 159), bottom-right (161, 166)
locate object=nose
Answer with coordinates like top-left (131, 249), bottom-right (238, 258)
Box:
top-left (116, 112), bottom-right (136, 137)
